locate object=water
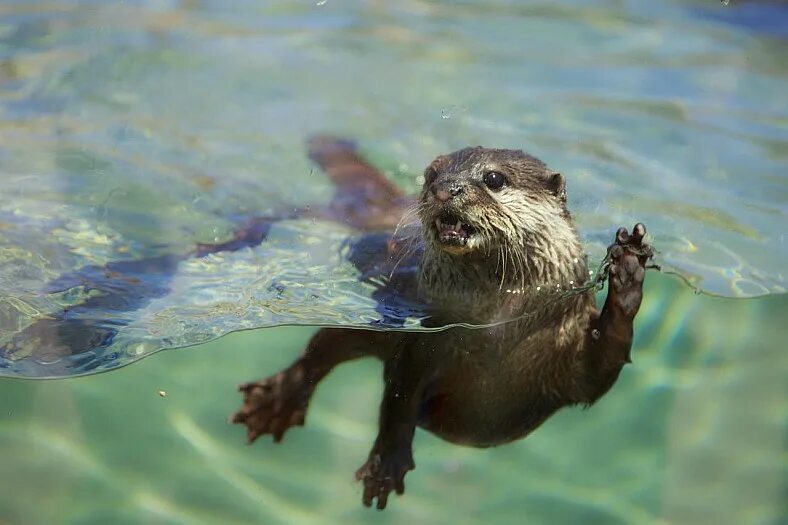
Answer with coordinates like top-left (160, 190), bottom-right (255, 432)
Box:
top-left (0, 0), bottom-right (786, 523)
top-left (1, 0), bottom-right (787, 376)
top-left (0, 276), bottom-right (785, 524)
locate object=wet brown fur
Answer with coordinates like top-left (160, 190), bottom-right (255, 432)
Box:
top-left (231, 137), bottom-right (651, 510)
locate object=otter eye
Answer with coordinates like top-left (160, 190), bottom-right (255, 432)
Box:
top-left (483, 171), bottom-right (506, 190)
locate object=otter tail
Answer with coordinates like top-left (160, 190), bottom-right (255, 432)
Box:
top-left (307, 136), bottom-right (409, 231)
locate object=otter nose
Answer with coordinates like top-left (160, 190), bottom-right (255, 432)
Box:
top-left (433, 184), bottom-right (464, 202)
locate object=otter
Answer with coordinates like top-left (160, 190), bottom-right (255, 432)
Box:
top-left (230, 137), bottom-right (653, 510)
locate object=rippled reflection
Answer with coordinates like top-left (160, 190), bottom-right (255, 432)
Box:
top-left (0, 0), bottom-right (786, 377)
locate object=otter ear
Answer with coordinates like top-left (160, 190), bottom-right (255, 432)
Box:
top-left (424, 155), bottom-right (448, 184)
top-left (547, 172), bottom-right (566, 203)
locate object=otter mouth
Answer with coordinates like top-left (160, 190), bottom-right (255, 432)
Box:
top-left (434, 213), bottom-right (477, 249)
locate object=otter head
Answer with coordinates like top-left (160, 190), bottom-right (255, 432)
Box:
top-left (419, 147), bottom-right (570, 258)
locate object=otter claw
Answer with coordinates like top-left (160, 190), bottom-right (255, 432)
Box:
top-left (604, 223), bottom-right (653, 318)
top-left (616, 227), bottom-right (629, 245)
top-left (633, 223), bottom-right (646, 241)
top-left (230, 366), bottom-right (313, 444)
top-left (608, 224), bottom-right (652, 261)
top-left (356, 449), bottom-right (414, 510)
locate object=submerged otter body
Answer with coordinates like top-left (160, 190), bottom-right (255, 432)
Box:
top-left (231, 138), bottom-right (652, 509)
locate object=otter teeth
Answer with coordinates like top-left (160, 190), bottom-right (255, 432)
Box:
top-left (435, 217), bottom-right (474, 243)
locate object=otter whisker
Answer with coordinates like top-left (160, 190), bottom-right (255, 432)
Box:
top-left (387, 233), bottom-right (422, 281)
top-left (498, 244), bottom-right (507, 291)
top-left (392, 204), bottom-right (421, 242)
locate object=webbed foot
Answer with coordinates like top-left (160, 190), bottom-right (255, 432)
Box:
top-left (355, 447), bottom-right (415, 510)
top-left (230, 365), bottom-right (314, 443)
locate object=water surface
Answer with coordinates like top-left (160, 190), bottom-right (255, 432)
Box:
top-left (1, 0), bottom-right (787, 376)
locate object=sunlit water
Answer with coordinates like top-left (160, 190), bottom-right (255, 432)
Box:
top-left (0, 0), bottom-right (785, 523)
top-left (1, 0), bottom-right (787, 376)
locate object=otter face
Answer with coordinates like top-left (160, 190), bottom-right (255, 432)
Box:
top-left (419, 147), bottom-right (568, 256)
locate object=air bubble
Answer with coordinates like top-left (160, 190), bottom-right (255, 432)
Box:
top-left (440, 105), bottom-right (467, 120)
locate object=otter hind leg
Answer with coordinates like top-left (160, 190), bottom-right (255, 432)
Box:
top-left (231, 328), bottom-right (397, 443)
top-left (356, 349), bottom-right (427, 510)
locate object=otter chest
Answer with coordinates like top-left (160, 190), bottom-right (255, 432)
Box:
top-left (413, 326), bottom-right (551, 440)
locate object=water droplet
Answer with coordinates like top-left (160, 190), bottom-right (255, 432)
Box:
top-left (440, 105), bottom-right (467, 120)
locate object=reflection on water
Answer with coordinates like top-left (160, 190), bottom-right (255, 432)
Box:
top-left (0, 275), bottom-right (785, 524)
top-left (0, 0), bottom-right (786, 522)
top-left (0, 0), bottom-right (787, 377)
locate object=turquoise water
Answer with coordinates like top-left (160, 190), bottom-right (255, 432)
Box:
top-left (0, 0), bottom-right (786, 523)
top-left (0, 276), bottom-right (785, 524)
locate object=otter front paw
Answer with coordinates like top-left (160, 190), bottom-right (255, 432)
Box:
top-left (606, 223), bottom-right (653, 318)
top-left (229, 365), bottom-right (313, 443)
top-left (355, 448), bottom-right (415, 510)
